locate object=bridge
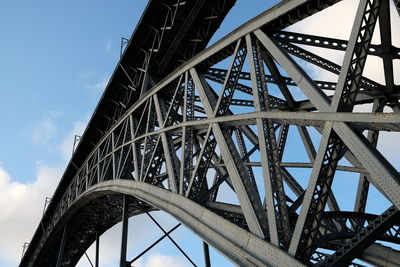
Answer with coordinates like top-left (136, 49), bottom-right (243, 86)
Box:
top-left (20, 0), bottom-right (400, 266)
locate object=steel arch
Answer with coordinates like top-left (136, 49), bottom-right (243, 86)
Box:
top-left (21, 0), bottom-right (400, 266)
top-left (75, 180), bottom-right (304, 266)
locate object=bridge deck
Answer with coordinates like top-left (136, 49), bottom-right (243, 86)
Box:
top-left (20, 0), bottom-right (237, 265)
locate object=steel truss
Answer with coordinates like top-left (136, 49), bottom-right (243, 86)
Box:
top-left (21, 0), bottom-right (400, 266)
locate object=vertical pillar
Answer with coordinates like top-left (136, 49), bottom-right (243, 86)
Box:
top-left (203, 242), bottom-right (211, 267)
top-left (95, 231), bottom-right (100, 267)
top-left (56, 225), bottom-right (68, 267)
top-left (120, 195), bottom-right (129, 267)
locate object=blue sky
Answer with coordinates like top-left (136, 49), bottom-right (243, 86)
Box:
top-left (0, 1), bottom-right (150, 181)
top-left (0, 0), bottom-right (399, 266)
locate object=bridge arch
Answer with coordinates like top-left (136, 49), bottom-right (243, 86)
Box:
top-left (20, 0), bottom-right (400, 266)
top-left (32, 178), bottom-right (400, 266)
top-left (36, 180), bottom-right (304, 266)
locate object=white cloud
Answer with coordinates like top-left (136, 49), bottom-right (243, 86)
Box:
top-left (288, 0), bottom-right (363, 38)
top-left (0, 117), bottom-right (88, 266)
top-left (27, 115), bottom-right (58, 146)
top-left (377, 131), bottom-right (400, 168)
top-left (77, 253), bottom-right (190, 267)
top-left (76, 211), bottom-right (181, 267)
top-left (287, 0), bottom-right (400, 84)
top-left (135, 254), bottom-right (190, 267)
top-left (0, 164), bottom-right (62, 266)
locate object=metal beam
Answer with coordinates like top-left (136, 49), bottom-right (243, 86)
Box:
top-left (379, 0), bottom-right (394, 93)
top-left (144, 212), bottom-right (197, 266)
top-left (361, 243), bottom-right (400, 266)
top-left (95, 232), bottom-right (99, 267)
top-left (131, 111), bottom-right (400, 139)
top-left (253, 1), bottom-right (390, 259)
top-left (318, 206), bottom-right (400, 266)
top-left (129, 224), bottom-right (181, 264)
top-left (153, 94), bottom-right (179, 192)
top-left (179, 71), bottom-right (195, 195)
top-left (56, 225), bottom-right (68, 267)
top-left (80, 179), bottom-right (305, 266)
top-left (21, 0), bottom-right (400, 265)
top-left (190, 67), bottom-right (268, 239)
top-left (354, 99), bottom-right (384, 215)
top-left (278, 42), bottom-right (382, 93)
top-left (246, 34), bottom-right (290, 248)
top-left (203, 242), bottom-right (211, 267)
top-left (120, 195), bottom-right (129, 267)
top-left (274, 30), bottom-right (397, 59)
top-left (254, 27), bottom-right (400, 210)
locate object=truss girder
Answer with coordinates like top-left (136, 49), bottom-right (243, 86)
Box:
top-left (22, 0), bottom-right (400, 266)
top-left (318, 206), bottom-right (400, 266)
top-left (247, 34), bottom-right (291, 248)
top-left (278, 42), bottom-right (383, 93)
top-left (204, 67), bottom-right (339, 95)
top-left (274, 30), bottom-right (400, 60)
top-left (354, 99), bottom-right (384, 216)
top-left (191, 67), bottom-right (269, 238)
top-left (253, 2), bottom-right (399, 264)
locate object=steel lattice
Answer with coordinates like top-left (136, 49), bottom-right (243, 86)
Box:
top-left (21, 0), bottom-right (400, 266)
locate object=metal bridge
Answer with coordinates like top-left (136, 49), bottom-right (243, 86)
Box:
top-left (20, 0), bottom-right (400, 266)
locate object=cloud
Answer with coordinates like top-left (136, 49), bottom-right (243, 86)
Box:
top-left (77, 253), bottom-right (190, 267)
top-left (285, 0), bottom-right (400, 170)
top-left (377, 131), bottom-right (400, 168)
top-left (27, 115), bottom-right (58, 146)
top-left (75, 211), bottom-right (180, 267)
top-left (287, 0), bottom-right (400, 84)
top-left (0, 117), bottom-right (88, 266)
top-left (135, 254), bottom-right (190, 267)
top-left (27, 113), bottom-right (89, 164)
top-left (0, 164), bottom-right (62, 266)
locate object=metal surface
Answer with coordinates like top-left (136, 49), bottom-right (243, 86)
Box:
top-left (203, 242), bottom-right (211, 267)
top-left (21, 0), bottom-right (400, 266)
top-left (119, 195), bottom-right (129, 267)
top-left (95, 232), bottom-right (99, 267)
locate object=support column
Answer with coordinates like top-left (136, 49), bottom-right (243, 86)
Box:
top-left (203, 242), bottom-right (211, 267)
top-left (120, 195), bottom-right (129, 267)
top-left (56, 225), bottom-right (68, 267)
top-left (95, 231), bottom-right (100, 267)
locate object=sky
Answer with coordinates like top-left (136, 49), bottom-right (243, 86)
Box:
top-left (0, 0), bottom-right (399, 267)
